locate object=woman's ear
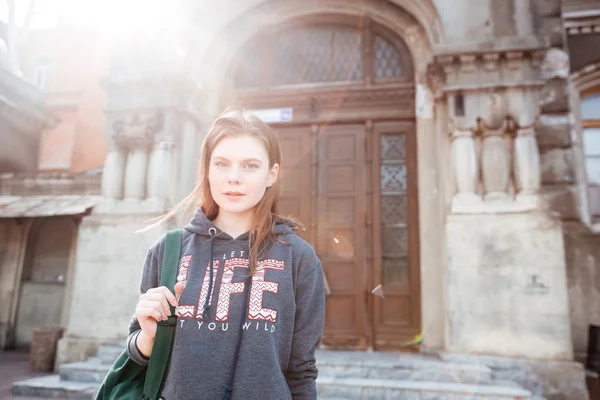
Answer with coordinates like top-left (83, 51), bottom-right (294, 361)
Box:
top-left (267, 163), bottom-right (280, 187)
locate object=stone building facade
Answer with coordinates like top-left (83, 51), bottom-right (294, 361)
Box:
top-left (0, 20), bottom-right (106, 351)
top-left (3, 0), bottom-right (600, 398)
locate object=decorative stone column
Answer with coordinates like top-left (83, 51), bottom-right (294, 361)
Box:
top-left (432, 47), bottom-right (574, 362)
top-left (481, 123), bottom-right (511, 200)
top-left (507, 86), bottom-right (542, 203)
top-left (101, 146), bottom-right (126, 199)
top-left (439, 50), bottom-right (545, 213)
top-left (123, 146), bottom-right (149, 200)
top-left (113, 113), bottom-right (162, 201)
top-left (147, 139), bottom-right (175, 201)
top-left (450, 124), bottom-right (479, 203)
top-left (478, 88), bottom-right (511, 201)
top-left (513, 125), bottom-right (541, 198)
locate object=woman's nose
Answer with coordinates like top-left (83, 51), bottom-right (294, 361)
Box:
top-left (228, 167), bottom-right (242, 183)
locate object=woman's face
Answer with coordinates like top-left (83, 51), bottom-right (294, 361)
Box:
top-left (208, 135), bottom-right (279, 217)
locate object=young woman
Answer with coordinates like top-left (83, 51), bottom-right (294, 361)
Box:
top-left (126, 108), bottom-right (326, 400)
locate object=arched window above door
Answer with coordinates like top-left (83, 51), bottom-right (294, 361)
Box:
top-left (233, 21), bottom-right (414, 90)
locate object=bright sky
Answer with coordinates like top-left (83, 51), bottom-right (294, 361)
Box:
top-left (0, 0), bottom-right (177, 32)
top-left (0, 0), bottom-right (55, 29)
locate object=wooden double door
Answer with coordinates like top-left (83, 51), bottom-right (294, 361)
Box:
top-left (277, 121), bottom-right (420, 350)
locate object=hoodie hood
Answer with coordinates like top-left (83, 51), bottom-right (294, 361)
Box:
top-left (183, 208), bottom-right (297, 240)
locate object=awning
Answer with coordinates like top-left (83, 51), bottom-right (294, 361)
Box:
top-left (0, 195), bottom-right (99, 218)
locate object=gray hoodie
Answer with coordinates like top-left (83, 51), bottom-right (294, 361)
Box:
top-left (126, 209), bottom-right (326, 400)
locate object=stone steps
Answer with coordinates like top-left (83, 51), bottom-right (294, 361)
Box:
top-left (314, 351), bottom-right (531, 399)
top-left (11, 348), bottom-right (533, 399)
top-left (12, 375), bottom-right (532, 400)
top-left (316, 350), bottom-right (494, 384)
top-left (59, 358), bottom-right (111, 383)
top-left (96, 345), bottom-right (124, 365)
top-left (11, 375), bottom-right (98, 399)
top-left (316, 377), bottom-right (532, 399)
top-left (11, 343), bottom-right (121, 399)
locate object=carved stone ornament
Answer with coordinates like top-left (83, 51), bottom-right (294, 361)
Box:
top-left (112, 112), bottom-right (163, 149)
top-left (540, 48), bottom-right (570, 80)
top-left (425, 62), bottom-right (446, 98)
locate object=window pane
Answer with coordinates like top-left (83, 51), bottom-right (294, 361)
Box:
top-left (382, 227), bottom-right (408, 256)
top-left (586, 158), bottom-right (600, 184)
top-left (381, 195), bottom-right (407, 225)
top-left (374, 35), bottom-right (402, 80)
top-left (583, 128), bottom-right (600, 156)
top-left (582, 92), bottom-right (600, 121)
top-left (381, 164), bottom-right (407, 192)
top-left (381, 134), bottom-right (406, 160)
top-left (382, 257), bottom-right (408, 289)
top-left (269, 25), bottom-right (362, 86)
top-left (272, 28), bottom-right (324, 85)
top-left (331, 29), bottom-right (362, 81)
top-left (589, 186), bottom-right (600, 218)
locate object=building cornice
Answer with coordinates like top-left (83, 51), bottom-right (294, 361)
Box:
top-left (563, 0), bottom-right (600, 35)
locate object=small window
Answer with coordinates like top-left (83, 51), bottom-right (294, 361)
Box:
top-left (582, 90), bottom-right (600, 220)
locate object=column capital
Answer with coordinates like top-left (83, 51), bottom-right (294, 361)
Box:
top-left (112, 112), bottom-right (163, 150)
top-left (425, 62), bottom-right (446, 99)
top-left (429, 48), bottom-right (547, 95)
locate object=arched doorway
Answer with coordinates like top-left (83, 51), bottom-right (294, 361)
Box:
top-left (225, 16), bottom-right (421, 350)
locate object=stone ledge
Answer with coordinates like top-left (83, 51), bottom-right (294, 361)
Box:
top-left (450, 193), bottom-right (539, 214)
top-left (540, 78), bottom-right (570, 114)
top-left (537, 114), bottom-right (573, 148)
top-left (91, 198), bottom-right (169, 215)
top-left (433, 35), bottom-right (547, 57)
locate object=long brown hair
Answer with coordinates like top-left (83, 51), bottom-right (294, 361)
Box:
top-left (154, 107), bottom-right (300, 273)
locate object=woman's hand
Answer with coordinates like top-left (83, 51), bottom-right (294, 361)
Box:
top-left (134, 286), bottom-right (177, 357)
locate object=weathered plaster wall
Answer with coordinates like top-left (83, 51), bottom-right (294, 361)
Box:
top-left (13, 282), bottom-right (64, 347)
top-left (446, 212), bottom-right (573, 360)
top-left (56, 207), bottom-right (170, 364)
top-left (433, 0), bottom-right (491, 42)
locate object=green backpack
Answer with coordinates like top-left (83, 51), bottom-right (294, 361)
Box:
top-left (95, 229), bottom-right (181, 400)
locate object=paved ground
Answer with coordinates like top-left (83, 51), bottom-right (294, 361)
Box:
top-left (0, 350), bottom-right (66, 400)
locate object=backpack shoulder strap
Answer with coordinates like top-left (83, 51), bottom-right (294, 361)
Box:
top-left (160, 230), bottom-right (182, 292)
top-left (143, 229), bottom-right (182, 400)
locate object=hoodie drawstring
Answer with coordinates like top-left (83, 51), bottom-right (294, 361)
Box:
top-left (202, 227), bottom-right (217, 319)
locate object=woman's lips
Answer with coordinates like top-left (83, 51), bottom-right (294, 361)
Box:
top-left (223, 192), bottom-right (245, 200)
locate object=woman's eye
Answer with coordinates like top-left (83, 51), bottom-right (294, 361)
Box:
top-left (245, 163), bottom-right (259, 170)
top-left (215, 161), bottom-right (228, 168)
